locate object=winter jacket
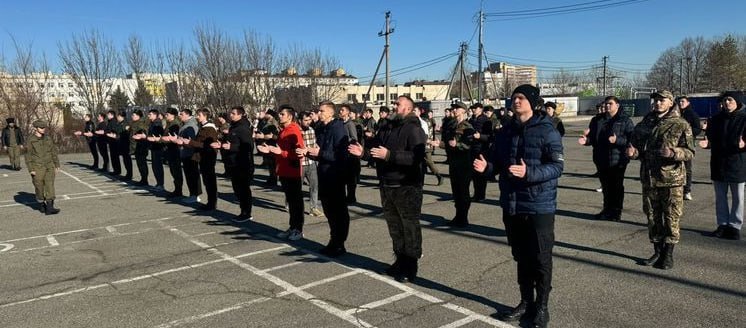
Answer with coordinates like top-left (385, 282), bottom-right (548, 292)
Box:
top-left (584, 111), bottom-right (634, 168)
top-left (680, 105), bottom-right (702, 137)
top-left (468, 114), bottom-right (493, 158)
top-left (187, 122), bottom-right (218, 163)
top-left (178, 117), bottom-right (198, 159)
top-left (313, 118), bottom-right (349, 181)
top-left (224, 118), bottom-right (254, 174)
top-left (25, 133), bottom-right (59, 171)
top-left (2, 126), bottom-right (23, 147)
top-left (365, 113), bottom-right (426, 187)
top-left (83, 121), bottom-right (95, 142)
top-left (147, 120), bottom-right (165, 151)
top-left (704, 107), bottom-right (746, 182)
top-left (629, 109), bottom-right (695, 188)
top-left (485, 111), bottom-right (564, 215)
top-left (271, 122), bottom-right (304, 179)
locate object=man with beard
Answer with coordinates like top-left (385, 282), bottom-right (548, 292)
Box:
top-left (349, 96), bottom-right (426, 282)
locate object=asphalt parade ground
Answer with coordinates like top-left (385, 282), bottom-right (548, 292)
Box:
top-left (0, 119), bottom-right (744, 328)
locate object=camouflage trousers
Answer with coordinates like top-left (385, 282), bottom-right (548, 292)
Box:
top-left (32, 165), bottom-right (56, 201)
top-left (644, 186), bottom-right (683, 244)
top-left (380, 185), bottom-right (423, 259)
top-left (7, 145), bottom-right (21, 169)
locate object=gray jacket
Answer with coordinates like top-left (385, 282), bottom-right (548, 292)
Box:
top-left (179, 117), bottom-right (199, 159)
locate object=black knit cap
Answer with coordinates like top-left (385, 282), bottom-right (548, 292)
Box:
top-left (512, 84), bottom-right (541, 110)
top-left (6, 117), bottom-right (15, 124)
top-left (721, 91), bottom-right (743, 109)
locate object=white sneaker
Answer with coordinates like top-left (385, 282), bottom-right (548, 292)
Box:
top-left (684, 193), bottom-right (693, 200)
top-left (288, 229), bottom-right (304, 241)
top-left (277, 229), bottom-right (292, 239)
top-left (595, 187), bottom-right (603, 193)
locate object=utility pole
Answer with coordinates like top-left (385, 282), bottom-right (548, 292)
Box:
top-left (477, 9), bottom-right (484, 102)
top-left (379, 11), bottom-right (394, 106)
top-left (686, 56), bottom-right (692, 94)
top-left (679, 57), bottom-right (684, 95)
top-left (602, 56), bottom-right (608, 96)
top-left (460, 42), bottom-right (468, 101)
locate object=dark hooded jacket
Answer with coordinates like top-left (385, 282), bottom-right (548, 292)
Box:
top-left (704, 106), bottom-right (746, 182)
top-left (365, 113), bottom-right (427, 187)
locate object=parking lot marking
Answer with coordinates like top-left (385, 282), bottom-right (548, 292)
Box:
top-left (45, 235), bottom-right (59, 246)
top-left (342, 291), bottom-right (413, 315)
top-left (153, 297), bottom-right (273, 328)
top-left (438, 316), bottom-right (478, 328)
top-left (59, 169), bottom-right (104, 193)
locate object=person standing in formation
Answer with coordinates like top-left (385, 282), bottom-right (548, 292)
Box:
top-left (130, 110), bottom-right (150, 186)
top-left (298, 111), bottom-right (324, 217)
top-left (146, 109), bottom-right (165, 190)
top-left (214, 106), bottom-right (255, 222)
top-left (109, 111), bottom-right (133, 181)
top-left (94, 113), bottom-right (110, 173)
top-left (182, 108), bottom-right (218, 211)
top-left (677, 96), bottom-right (701, 201)
top-left (106, 110), bottom-right (122, 177)
top-left (74, 114), bottom-right (98, 170)
top-left (340, 104), bottom-right (362, 204)
top-left (162, 108), bottom-right (183, 198)
top-left (468, 103), bottom-right (492, 201)
top-left (176, 109), bottom-right (202, 203)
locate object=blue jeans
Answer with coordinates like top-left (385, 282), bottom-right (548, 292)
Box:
top-left (714, 181), bottom-right (744, 230)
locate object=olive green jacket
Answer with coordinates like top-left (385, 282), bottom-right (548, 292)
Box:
top-left (25, 133), bottom-right (59, 172)
top-left (630, 108), bottom-right (695, 187)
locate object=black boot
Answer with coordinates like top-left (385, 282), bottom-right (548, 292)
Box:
top-left (38, 201), bottom-right (47, 213)
top-left (436, 174), bottom-right (443, 186)
top-left (654, 243), bottom-right (674, 270)
top-left (404, 255), bottom-right (418, 283)
top-left (639, 242), bottom-right (662, 266)
top-left (385, 253), bottom-right (403, 277)
top-left (498, 300), bottom-right (532, 322)
top-left (45, 200), bottom-right (60, 215)
top-left (533, 304), bottom-right (550, 328)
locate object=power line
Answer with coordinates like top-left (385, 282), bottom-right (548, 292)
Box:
top-left (357, 52), bottom-right (457, 80)
top-left (485, 0), bottom-right (649, 21)
top-left (483, 51), bottom-right (598, 64)
top-left (485, 0), bottom-right (626, 16)
top-left (359, 53), bottom-right (457, 83)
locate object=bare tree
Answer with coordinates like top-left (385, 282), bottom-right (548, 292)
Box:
top-left (0, 35), bottom-right (53, 133)
top-left (243, 30), bottom-right (279, 113)
top-left (163, 42), bottom-right (202, 109)
top-left (191, 24), bottom-right (247, 112)
top-left (58, 29), bottom-right (121, 115)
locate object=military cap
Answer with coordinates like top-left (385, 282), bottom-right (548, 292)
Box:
top-left (32, 120), bottom-right (49, 128)
top-left (650, 90), bottom-right (674, 102)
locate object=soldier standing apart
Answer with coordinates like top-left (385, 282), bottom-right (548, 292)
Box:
top-left (578, 96), bottom-right (634, 221)
top-left (162, 108), bottom-right (183, 198)
top-left (2, 118), bottom-right (24, 170)
top-left (25, 120), bottom-right (61, 215)
top-left (130, 110), bottom-right (150, 186)
top-left (698, 92), bottom-right (745, 240)
top-left (303, 101), bottom-right (351, 257)
top-left (299, 111), bottom-right (324, 217)
top-left (146, 109), bottom-right (165, 190)
top-left (677, 96), bottom-right (701, 200)
top-left (349, 95), bottom-right (426, 282)
top-left (259, 105), bottom-right (305, 240)
top-left (214, 106), bottom-right (254, 222)
top-left (627, 90), bottom-right (695, 270)
top-left (431, 102), bottom-right (474, 228)
top-left (94, 113), bottom-right (110, 173)
top-left (183, 108), bottom-right (218, 210)
top-left (473, 84), bottom-right (563, 328)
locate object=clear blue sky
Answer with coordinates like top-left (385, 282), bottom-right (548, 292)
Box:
top-left (1, 0), bottom-right (744, 83)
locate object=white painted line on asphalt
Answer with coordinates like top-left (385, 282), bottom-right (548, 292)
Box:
top-left (260, 261), bottom-right (303, 273)
top-left (167, 227), bottom-right (375, 328)
top-left (0, 190), bottom-right (143, 208)
top-left (153, 297), bottom-right (273, 328)
top-left (0, 243), bottom-right (14, 252)
top-left (438, 316), bottom-right (477, 328)
top-left (59, 169), bottom-right (104, 194)
top-left (342, 291), bottom-right (413, 315)
top-left (45, 235), bottom-right (59, 246)
top-left (276, 270), bottom-right (361, 297)
top-left (105, 226), bottom-right (120, 236)
top-left (0, 245), bottom-right (290, 308)
top-left (62, 195), bottom-right (71, 200)
top-left (2, 174), bottom-right (8, 177)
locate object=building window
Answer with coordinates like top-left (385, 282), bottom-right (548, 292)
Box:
top-left (403, 93), bottom-right (410, 97)
top-left (416, 93), bottom-right (424, 100)
top-left (68, 93), bottom-right (74, 97)
top-left (362, 94), bottom-right (370, 101)
top-left (376, 93), bottom-right (384, 101)
top-left (68, 83), bottom-right (73, 87)
top-left (347, 93), bottom-right (357, 102)
top-left (390, 93), bottom-right (398, 100)
top-left (58, 83), bottom-right (64, 87)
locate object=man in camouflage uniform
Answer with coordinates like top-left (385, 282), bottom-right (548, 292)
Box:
top-left (432, 102), bottom-right (475, 227)
top-left (25, 120), bottom-right (60, 215)
top-left (627, 90), bottom-right (695, 270)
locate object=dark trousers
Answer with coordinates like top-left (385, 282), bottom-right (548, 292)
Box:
top-left (135, 151), bottom-right (149, 183)
top-left (200, 157), bottom-right (217, 206)
top-left (264, 155), bottom-right (277, 185)
top-left (449, 162), bottom-right (472, 222)
top-left (381, 185), bottom-right (423, 258)
top-left (96, 141), bottom-right (109, 172)
top-left (151, 149), bottom-right (164, 186)
top-left (684, 160), bottom-right (693, 194)
top-left (108, 141), bottom-right (121, 175)
top-left (346, 159), bottom-right (361, 202)
top-left (88, 141), bottom-right (99, 169)
top-left (230, 170), bottom-right (253, 216)
top-left (281, 177), bottom-right (305, 231)
top-left (503, 212), bottom-right (555, 305)
top-left (119, 149), bottom-right (132, 179)
top-left (167, 151), bottom-right (183, 195)
top-left (472, 173), bottom-right (487, 200)
top-left (599, 165), bottom-right (627, 217)
top-left (320, 177), bottom-right (350, 247)
top-left (182, 158), bottom-right (202, 197)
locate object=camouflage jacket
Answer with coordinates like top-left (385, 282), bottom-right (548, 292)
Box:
top-left (442, 118), bottom-right (475, 164)
top-left (24, 133), bottom-right (59, 171)
top-left (630, 109), bottom-right (695, 187)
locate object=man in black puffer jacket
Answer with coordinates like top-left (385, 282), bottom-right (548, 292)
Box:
top-left (218, 106), bottom-right (255, 222)
top-left (349, 95), bottom-right (426, 283)
top-left (474, 84), bottom-right (563, 328)
top-left (579, 96), bottom-right (634, 221)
